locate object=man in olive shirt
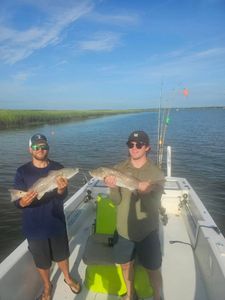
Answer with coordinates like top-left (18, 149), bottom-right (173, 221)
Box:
top-left (105, 131), bottom-right (164, 300)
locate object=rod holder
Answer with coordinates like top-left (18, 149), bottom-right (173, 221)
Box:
top-left (167, 146), bottom-right (171, 177)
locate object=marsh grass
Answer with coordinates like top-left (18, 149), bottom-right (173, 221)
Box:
top-left (0, 109), bottom-right (150, 129)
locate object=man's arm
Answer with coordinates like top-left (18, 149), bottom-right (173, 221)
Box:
top-left (13, 169), bottom-right (37, 208)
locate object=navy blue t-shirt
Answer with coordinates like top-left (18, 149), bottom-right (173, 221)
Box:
top-left (14, 160), bottom-right (68, 240)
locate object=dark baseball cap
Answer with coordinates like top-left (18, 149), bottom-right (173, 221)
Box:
top-left (29, 133), bottom-right (48, 147)
top-left (127, 130), bottom-right (150, 145)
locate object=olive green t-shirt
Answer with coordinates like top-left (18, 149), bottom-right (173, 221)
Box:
top-left (110, 158), bottom-right (164, 241)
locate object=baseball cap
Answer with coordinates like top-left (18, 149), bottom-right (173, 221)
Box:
top-left (29, 133), bottom-right (48, 147)
top-left (127, 130), bottom-right (150, 145)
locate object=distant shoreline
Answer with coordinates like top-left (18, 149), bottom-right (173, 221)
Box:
top-left (0, 107), bottom-right (224, 130)
top-left (0, 109), bottom-right (154, 129)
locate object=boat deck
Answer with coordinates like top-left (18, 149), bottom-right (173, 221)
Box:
top-left (49, 180), bottom-right (209, 300)
top-left (160, 186), bottom-right (208, 300)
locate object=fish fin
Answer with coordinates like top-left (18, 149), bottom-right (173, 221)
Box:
top-left (8, 189), bottom-right (27, 202)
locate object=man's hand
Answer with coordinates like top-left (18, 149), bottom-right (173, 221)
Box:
top-left (19, 191), bottom-right (37, 207)
top-left (56, 176), bottom-right (68, 195)
top-left (138, 181), bottom-right (152, 193)
top-left (104, 175), bottom-right (117, 188)
top-left (138, 179), bottom-right (165, 193)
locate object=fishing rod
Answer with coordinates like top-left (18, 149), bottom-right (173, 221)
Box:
top-left (156, 81), bottom-right (163, 167)
top-left (157, 85), bottom-right (173, 169)
top-left (157, 83), bottom-right (188, 169)
top-left (157, 92), bottom-right (173, 169)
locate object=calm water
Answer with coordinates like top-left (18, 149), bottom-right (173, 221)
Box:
top-left (0, 109), bottom-right (225, 262)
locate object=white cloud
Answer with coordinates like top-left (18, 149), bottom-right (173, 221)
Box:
top-left (0, 1), bottom-right (93, 64)
top-left (191, 47), bottom-right (225, 59)
top-left (94, 45), bottom-right (225, 91)
top-left (77, 31), bottom-right (121, 52)
top-left (0, 1), bottom-right (139, 63)
top-left (12, 71), bottom-right (31, 82)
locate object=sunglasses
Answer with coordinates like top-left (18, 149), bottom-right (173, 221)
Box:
top-left (31, 144), bottom-right (49, 151)
top-left (126, 141), bottom-right (146, 149)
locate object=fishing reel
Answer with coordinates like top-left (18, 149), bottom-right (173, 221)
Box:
top-left (159, 206), bottom-right (168, 226)
top-left (179, 193), bottom-right (188, 208)
top-left (84, 189), bottom-right (93, 202)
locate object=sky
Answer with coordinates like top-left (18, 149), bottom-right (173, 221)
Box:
top-left (0, 0), bottom-right (225, 110)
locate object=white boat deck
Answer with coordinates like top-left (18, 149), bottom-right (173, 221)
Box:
top-left (160, 187), bottom-right (208, 300)
top-left (1, 178), bottom-right (225, 300)
top-left (49, 179), bottom-right (209, 300)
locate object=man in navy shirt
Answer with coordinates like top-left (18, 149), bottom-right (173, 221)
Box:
top-left (14, 133), bottom-right (80, 300)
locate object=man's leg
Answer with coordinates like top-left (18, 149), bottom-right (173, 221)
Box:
top-left (28, 239), bottom-right (52, 299)
top-left (120, 260), bottom-right (135, 300)
top-left (113, 233), bottom-right (136, 300)
top-left (137, 231), bottom-right (162, 300)
top-left (147, 268), bottom-right (162, 300)
top-left (37, 268), bottom-right (52, 300)
top-left (57, 259), bottom-right (81, 293)
top-left (50, 233), bottom-right (81, 293)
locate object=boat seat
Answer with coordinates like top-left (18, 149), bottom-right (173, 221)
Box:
top-left (83, 194), bottom-right (116, 265)
top-left (83, 193), bottom-right (153, 298)
top-left (83, 234), bottom-right (115, 265)
top-left (94, 193), bottom-right (117, 235)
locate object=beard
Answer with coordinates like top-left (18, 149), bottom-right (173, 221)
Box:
top-left (32, 151), bottom-right (48, 161)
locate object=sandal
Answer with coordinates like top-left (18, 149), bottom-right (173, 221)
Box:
top-left (64, 278), bottom-right (81, 294)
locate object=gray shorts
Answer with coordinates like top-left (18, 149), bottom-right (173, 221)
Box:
top-left (28, 233), bottom-right (70, 269)
top-left (113, 230), bottom-right (162, 270)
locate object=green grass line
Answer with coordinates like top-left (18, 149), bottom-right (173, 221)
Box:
top-left (0, 109), bottom-right (155, 129)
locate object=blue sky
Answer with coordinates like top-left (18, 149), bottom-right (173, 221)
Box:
top-left (0, 0), bottom-right (225, 109)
